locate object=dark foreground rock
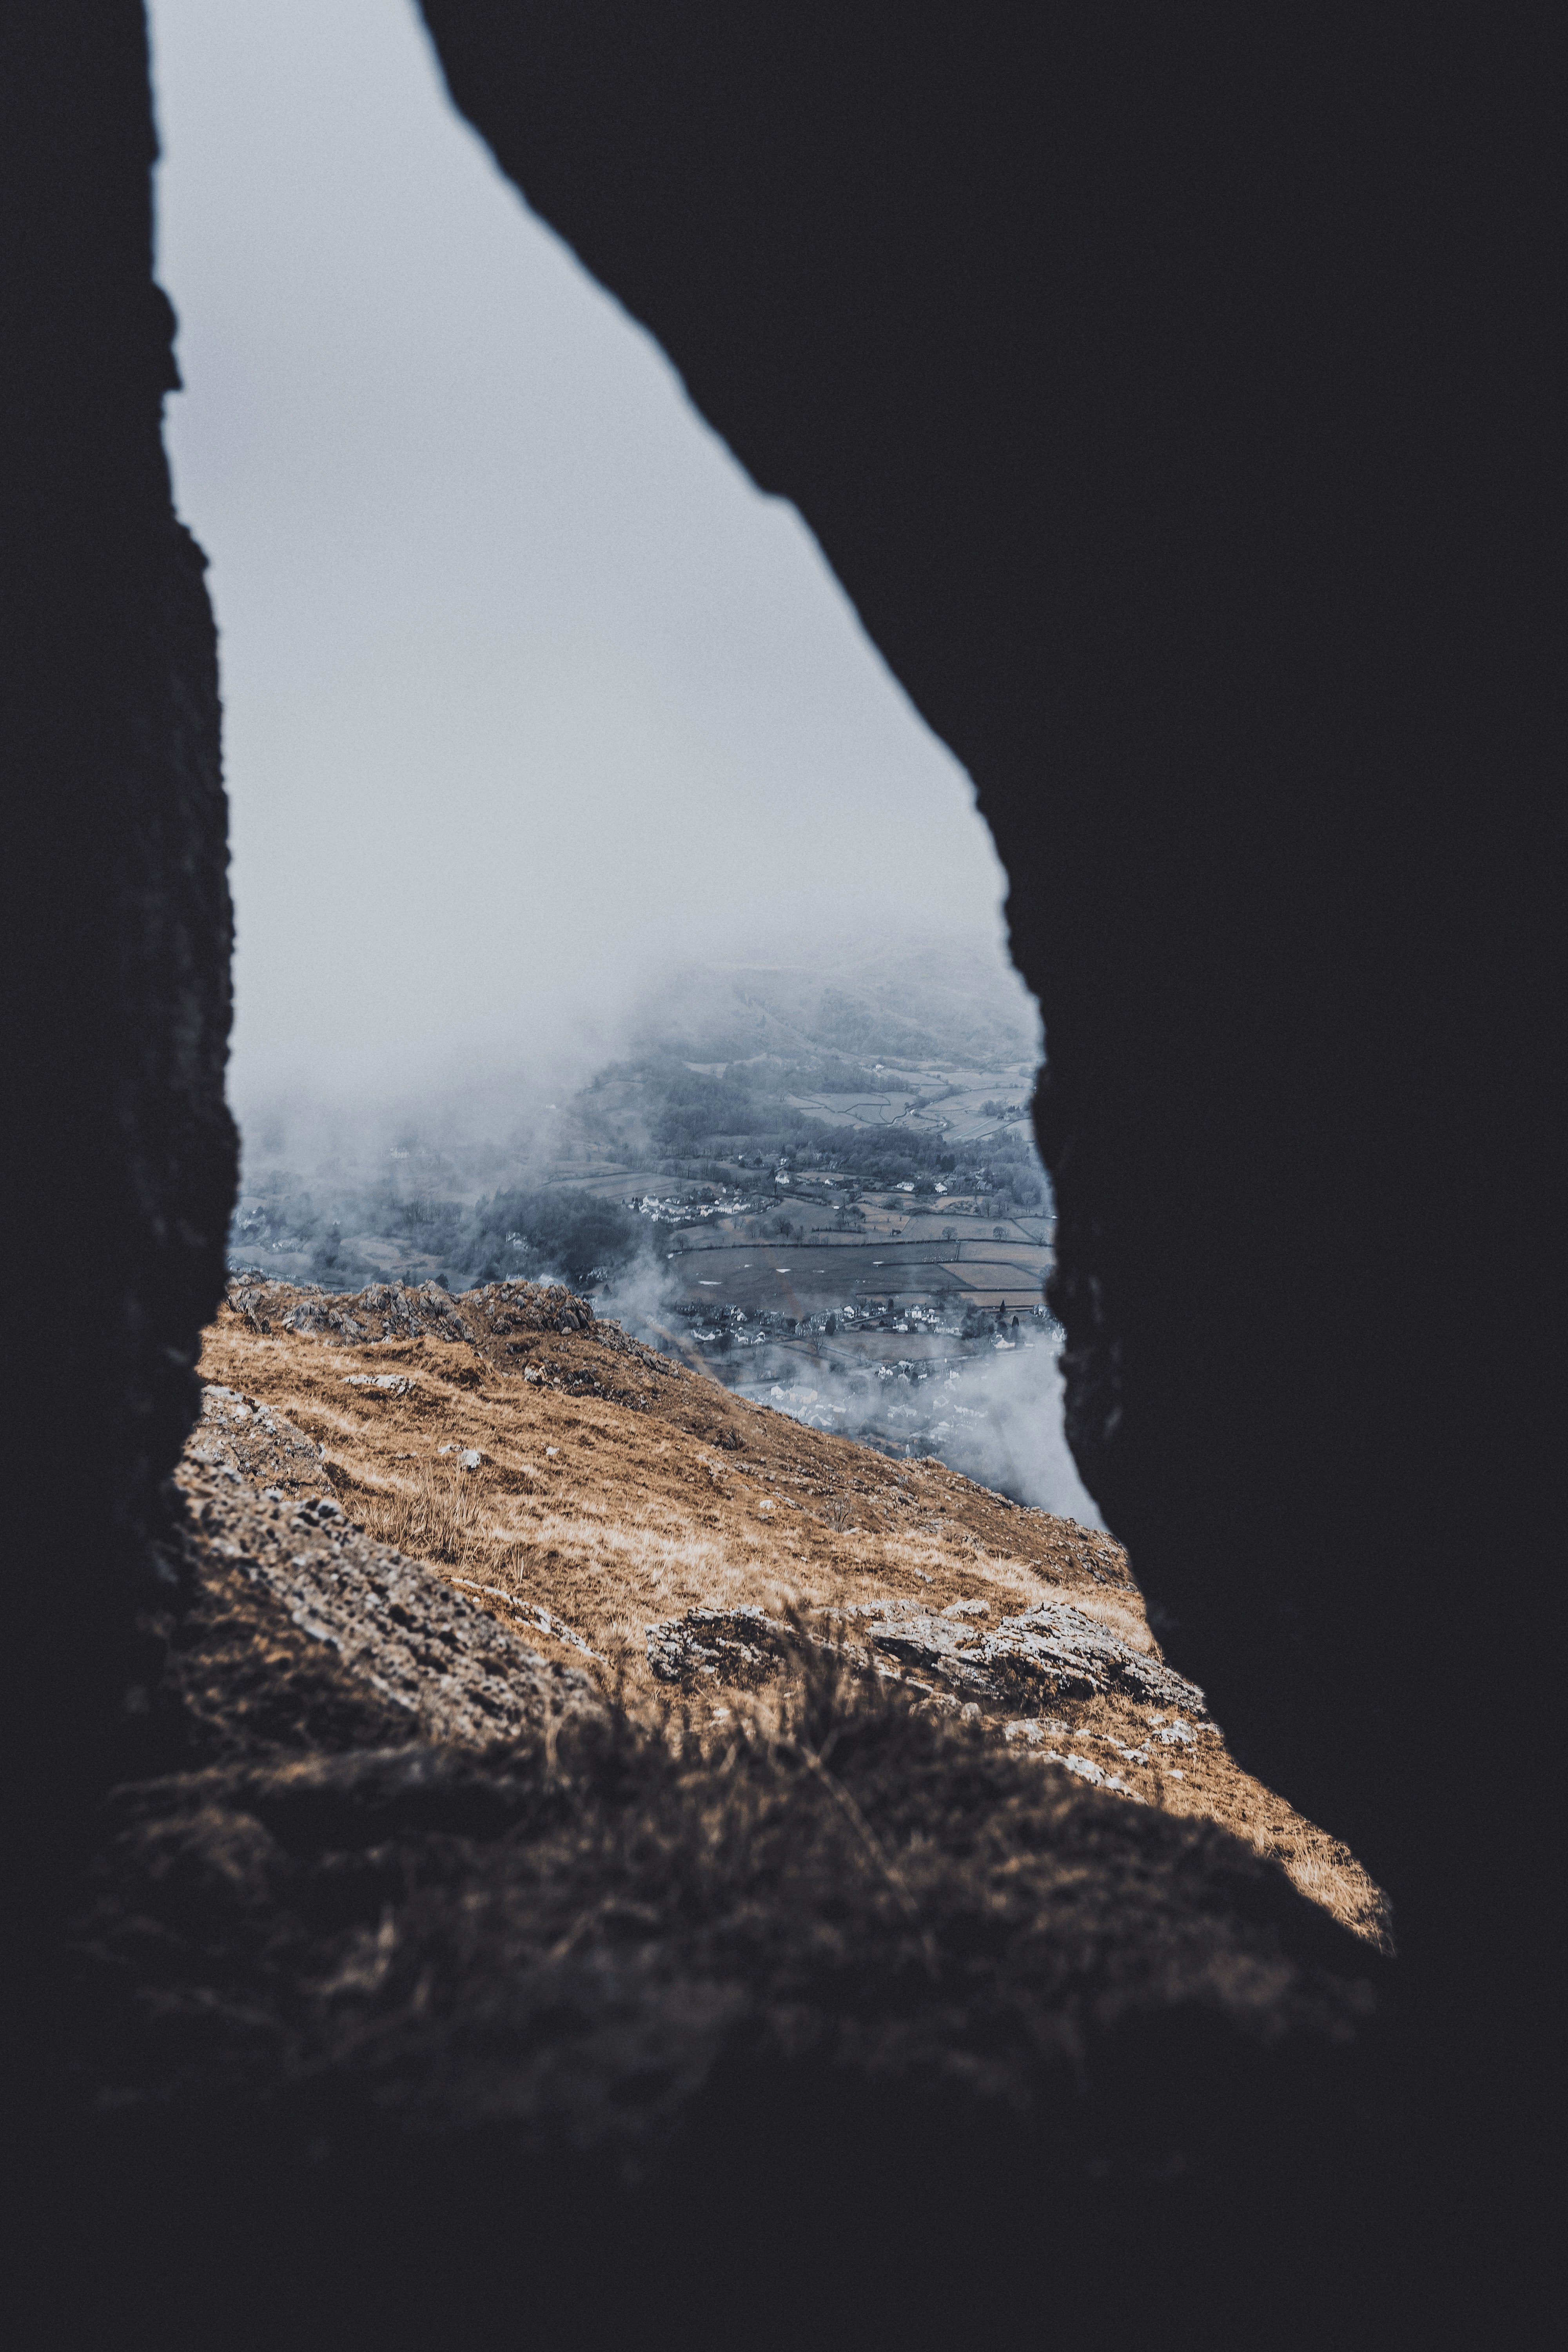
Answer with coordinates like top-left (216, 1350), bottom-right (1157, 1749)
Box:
top-left (22, 1454), bottom-right (1410, 2343)
top-left (59, 1672), bottom-right (1403, 2345)
top-left (53, 1470), bottom-right (1406, 2344)
top-left (10, 6), bottom-right (1551, 2336)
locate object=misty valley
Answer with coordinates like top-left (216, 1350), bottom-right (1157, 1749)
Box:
top-left (230, 941), bottom-right (1090, 1514)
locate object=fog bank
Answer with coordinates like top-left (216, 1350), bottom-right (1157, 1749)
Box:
top-left (151, 0), bottom-right (1010, 1111)
top-left (149, 0), bottom-right (1100, 1529)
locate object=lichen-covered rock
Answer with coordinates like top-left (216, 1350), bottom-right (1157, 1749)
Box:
top-left (832, 1595), bottom-right (1210, 1718)
top-left (973, 1599), bottom-right (1209, 1713)
top-left (353, 1279), bottom-right (475, 1342)
top-left (174, 1455), bottom-right (599, 1749)
top-left (188, 1381), bottom-right (337, 1501)
top-left (470, 1278), bottom-right (595, 1336)
top-left (227, 1276), bottom-right (479, 1345)
top-left (646, 1604), bottom-right (807, 1688)
top-left (646, 1593), bottom-right (1208, 1724)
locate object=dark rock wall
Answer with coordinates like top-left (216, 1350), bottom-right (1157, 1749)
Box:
top-left (2, 2), bottom-right (235, 1844)
top-left (0, 9), bottom-right (1555, 2319)
top-left (0, 0), bottom-right (1555, 2182)
top-left (415, 1), bottom-right (1560, 2007)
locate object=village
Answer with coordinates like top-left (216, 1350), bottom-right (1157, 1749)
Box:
top-left (224, 954), bottom-right (1075, 1499)
top-left (583, 1072), bottom-right (1065, 1488)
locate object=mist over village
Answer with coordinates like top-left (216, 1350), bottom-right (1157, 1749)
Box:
top-left (229, 940), bottom-right (1096, 1516)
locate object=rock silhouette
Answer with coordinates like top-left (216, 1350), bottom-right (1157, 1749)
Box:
top-left (6, 3), bottom-right (1555, 2340)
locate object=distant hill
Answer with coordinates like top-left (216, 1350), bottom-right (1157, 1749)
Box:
top-left (228, 934), bottom-right (1049, 1291)
top-left (625, 934), bottom-right (1040, 1071)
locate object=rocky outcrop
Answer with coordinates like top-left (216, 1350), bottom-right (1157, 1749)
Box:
top-left (235, 1277), bottom-right (478, 1345)
top-left (832, 1595), bottom-right (1210, 1715)
top-left (229, 1273), bottom-right (676, 1413)
top-left (647, 1593), bottom-right (1207, 1724)
top-left (178, 1471), bottom-right (591, 1751)
top-left (188, 1381), bottom-right (337, 1501)
top-left (475, 1278), bottom-right (595, 1336)
top-left (173, 1434), bottom-right (597, 1753)
top-left (177, 1385), bottom-right (597, 1753)
top-left (646, 1604), bottom-right (812, 1690)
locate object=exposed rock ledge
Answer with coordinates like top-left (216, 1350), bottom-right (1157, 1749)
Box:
top-left (646, 1594), bottom-right (1208, 1719)
top-left (171, 1384), bottom-right (597, 1755)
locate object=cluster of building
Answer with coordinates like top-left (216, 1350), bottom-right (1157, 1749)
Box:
top-left (674, 1297), bottom-right (1054, 1350)
top-left (627, 1190), bottom-right (751, 1226)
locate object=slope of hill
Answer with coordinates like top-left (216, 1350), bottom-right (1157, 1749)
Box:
top-left (622, 936), bottom-right (1041, 1070)
top-left (193, 1273), bottom-right (1387, 1944)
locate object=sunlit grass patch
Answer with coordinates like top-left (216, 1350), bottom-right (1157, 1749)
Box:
top-left (195, 1287), bottom-right (1390, 1947)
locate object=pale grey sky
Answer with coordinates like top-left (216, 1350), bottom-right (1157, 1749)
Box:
top-left (148, 0), bottom-right (1014, 1113)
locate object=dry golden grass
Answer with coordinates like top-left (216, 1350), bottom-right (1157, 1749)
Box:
top-left (196, 1282), bottom-right (1389, 1945)
top-left (368, 1457), bottom-right (487, 1565)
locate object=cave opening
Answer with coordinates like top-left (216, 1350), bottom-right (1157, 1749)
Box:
top-left (8, 6), bottom-right (1553, 2333)
top-left (148, 0), bottom-right (1095, 1521)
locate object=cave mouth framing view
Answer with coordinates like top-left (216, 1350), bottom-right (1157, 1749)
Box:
top-left (9, 4), bottom-right (1553, 2344)
top-left (152, 0), bottom-right (1103, 1521)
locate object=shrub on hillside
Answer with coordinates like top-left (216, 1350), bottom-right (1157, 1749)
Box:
top-left (465, 1187), bottom-right (645, 1289)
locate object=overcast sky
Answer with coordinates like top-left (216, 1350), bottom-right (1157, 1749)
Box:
top-left (147, 0), bottom-right (1014, 1116)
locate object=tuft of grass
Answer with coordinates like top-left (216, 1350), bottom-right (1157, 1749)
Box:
top-left (360, 1461), bottom-right (485, 1566)
top-left (66, 1637), bottom-right (1406, 2341)
top-left (80, 1644), bottom-right (1394, 2200)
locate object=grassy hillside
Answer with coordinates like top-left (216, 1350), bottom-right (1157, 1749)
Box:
top-left (194, 1273), bottom-right (1387, 1945)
